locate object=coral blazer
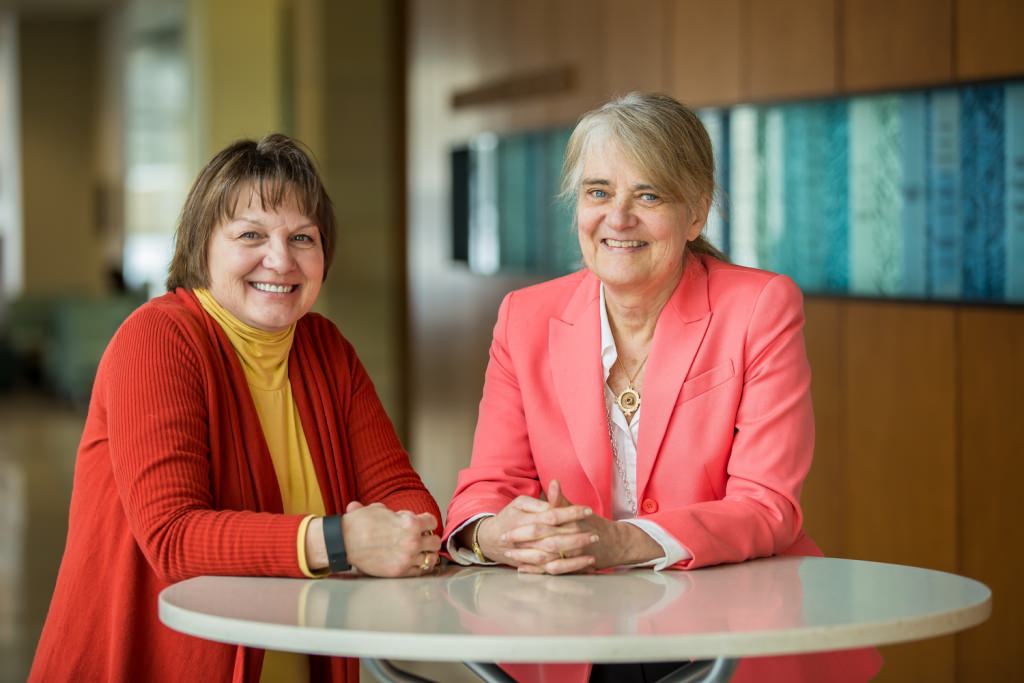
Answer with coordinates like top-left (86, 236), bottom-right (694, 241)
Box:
top-left (443, 254), bottom-right (882, 683)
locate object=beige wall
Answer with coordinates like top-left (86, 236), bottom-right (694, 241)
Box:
top-left (18, 15), bottom-right (105, 297)
top-left (294, 0), bottom-right (407, 433)
top-left (187, 0), bottom-right (285, 161)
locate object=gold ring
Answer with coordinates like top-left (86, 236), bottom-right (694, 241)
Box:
top-left (419, 553), bottom-right (432, 572)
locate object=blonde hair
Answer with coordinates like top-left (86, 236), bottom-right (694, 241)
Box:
top-left (166, 134), bottom-right (336, 291)
top-left (560, 92), bottom-right (725, 260)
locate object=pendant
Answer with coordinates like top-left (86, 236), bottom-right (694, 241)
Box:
top-left (616, 385), bottom-right (640, 418)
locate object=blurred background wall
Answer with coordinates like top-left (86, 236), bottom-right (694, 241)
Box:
top-left (0, 1), bottom-right (1021, 682)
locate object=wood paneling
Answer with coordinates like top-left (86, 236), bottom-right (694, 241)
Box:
top-left (603, 0), bottom-right (668, 98)
top-left (406, 5), bottom-right (1023, 679)
top-left (842, 0), bottom-right (953, 91)
top-left (745, 0), bottom-right (837, 101)
top-left (956, 0), bottom-right (1024, 80)
top-left (501, 0), bottom-right (552, 130)
top-left (667, 0), bottom-right (742, 106)
top-left (800, 299), bottom-right (844, 555)
top-left (545, 0), bottom-right (607, 124)
top-left (842, 302), bottom-right (957, 683)
top-left (842, 303), bottom-right (958, 567)
top-left (955, 309), bottom-right (1024, 683)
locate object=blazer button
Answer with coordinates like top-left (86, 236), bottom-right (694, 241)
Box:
top-left (641, 498), bottom-right (658, 514)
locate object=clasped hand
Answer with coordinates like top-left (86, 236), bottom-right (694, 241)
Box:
top-left (343, 501), bottom-right (440, 577)
top-left (476, 481), bottom-right (635, 575)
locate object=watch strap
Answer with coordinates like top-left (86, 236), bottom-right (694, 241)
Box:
top-left (322, 514), bottom-right (350, 572)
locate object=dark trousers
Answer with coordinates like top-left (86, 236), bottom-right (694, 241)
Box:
top-left (588, 661), bottom-right (694, 683)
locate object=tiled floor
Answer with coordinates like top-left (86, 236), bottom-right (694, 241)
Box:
top-left (0, 393), bottom-right (83, 683)
top-left (0, 393), bottom-right (477, 683)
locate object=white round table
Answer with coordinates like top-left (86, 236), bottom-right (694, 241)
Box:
top-left (159, 556), bottom-right (991, 683)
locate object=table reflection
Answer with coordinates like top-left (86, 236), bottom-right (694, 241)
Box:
top-left (293, 558), bottom-right (809, 638)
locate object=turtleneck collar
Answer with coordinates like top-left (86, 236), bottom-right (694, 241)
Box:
top-left (194, 288), bottom-right (296, 391)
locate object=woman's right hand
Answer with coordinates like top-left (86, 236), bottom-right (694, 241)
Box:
top-left (475, 492), bottom-right (595, 571)
top-left (343, 501), bottom-right (441, 577)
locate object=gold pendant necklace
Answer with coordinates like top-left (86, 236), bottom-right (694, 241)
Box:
top-left (615, 355), bottom-right (649, 419)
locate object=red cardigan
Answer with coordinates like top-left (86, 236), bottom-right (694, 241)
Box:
top-left (30, 289), bottom-right (441, 683)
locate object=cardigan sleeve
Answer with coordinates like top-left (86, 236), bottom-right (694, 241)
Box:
top-left (102, 306), bottom-right (307, 583)
top-left (644, 274), bottom-right (814, 569)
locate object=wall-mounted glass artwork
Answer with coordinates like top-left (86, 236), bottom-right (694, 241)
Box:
top-left (452, 80), bottom-right (1024, 304)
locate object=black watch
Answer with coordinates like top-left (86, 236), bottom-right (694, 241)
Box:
top-left (322, 514), bottom-right (351, 572)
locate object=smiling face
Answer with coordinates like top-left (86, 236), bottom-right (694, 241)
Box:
top-left (205, 187), bottom-right (324, 332)
top-left (576, 138), bottom-right (705, 299)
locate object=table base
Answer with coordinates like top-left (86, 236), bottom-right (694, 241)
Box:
top-left (364, 658), bottom-right (739, 683)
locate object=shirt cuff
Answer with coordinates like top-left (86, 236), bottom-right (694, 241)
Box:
top-left (622, 518), bottom-right (692, 571)
top-left (297, 514), bottom-right (330, 578)
top-left (446, 513), bottom-right (498, 566)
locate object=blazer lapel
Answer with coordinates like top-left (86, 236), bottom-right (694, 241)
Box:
top-left (549, 272), bottom-right (613, 517)
top-left (635, 254), bottom-right (712, 501)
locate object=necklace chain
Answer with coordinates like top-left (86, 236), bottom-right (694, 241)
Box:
top-left (605, 407), bottom-right (638, 515)
top-left (623, 355), bottom-right (649, 385)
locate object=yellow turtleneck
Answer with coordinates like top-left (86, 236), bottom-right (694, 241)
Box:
top-left (195, 289), bottom-right (326, 683)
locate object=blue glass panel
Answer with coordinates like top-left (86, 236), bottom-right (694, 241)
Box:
top-left (901, 94), bottom-right (928, 296)
top-left (821, 100), bottom-right (850, 293)
top-left (545, 127), bottom-right (578, 275)
top-left (1007, 84), bottom-right (1024, 302)
top-left (927, 90), bottom-right (963, 298)
top-left (960, 85), bottom-right (1006, 300)
top-left (497, 134), bottom-right (531, 271)
top-left (849, 95), bottom-right (904, 296)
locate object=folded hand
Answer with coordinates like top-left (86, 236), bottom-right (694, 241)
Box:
top-left (475, 489), bottom-right (594, 571)
top-left (343, 501), bottom-right (441, 577)
top-left (505, 481), bottom-right (661, 574)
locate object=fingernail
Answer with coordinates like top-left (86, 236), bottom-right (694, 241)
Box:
top-left (588, 557), bottom-right (596, 565)
top-left (590, 535), bottom-right (599, 543)
top-left (584, 508), bottom-right (593, 515)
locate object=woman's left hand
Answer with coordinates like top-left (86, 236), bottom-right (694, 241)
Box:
top-left (342, 501), bottom-right (441, 577)
top-left (502, 481), bottom-right (663, 574)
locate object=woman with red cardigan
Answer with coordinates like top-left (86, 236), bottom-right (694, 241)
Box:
top-left (30, 134), bottom-right (441, 682)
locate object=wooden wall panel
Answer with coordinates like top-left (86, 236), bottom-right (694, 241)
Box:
top-left (503, 0), bottom-right (557, 131)
top-left (956, 0), bottom-right (1024, 80)
top-left (842, 303), bottom-right (957, 683)
top-left (842, 0), bottom-right (953, 91)
top-left (545, 0), bottom-right (607, 124)
top-left (955, 309), bottom-right (1024, 683)
top-left (603, 0), bottom-right (668, 98)
top-left (745, 0), bottom-right (837, 101)
top-left (666, 0), bottom-right (742, 106)
top-left (800, 298), bottom-right (844, 555)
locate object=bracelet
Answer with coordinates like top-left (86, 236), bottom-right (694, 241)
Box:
top-left (471, 517), bottom-right (488, 563)
top-left (322, 514), bottom-right (350, 573)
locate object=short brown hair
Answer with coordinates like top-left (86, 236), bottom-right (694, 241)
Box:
top-left (166, 133), bottom-right (336, 290)
top-left (560, 92), bottom-right (725, 260)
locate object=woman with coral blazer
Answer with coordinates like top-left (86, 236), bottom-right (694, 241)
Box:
top-left (441, 93), bottom-right (882, 682)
